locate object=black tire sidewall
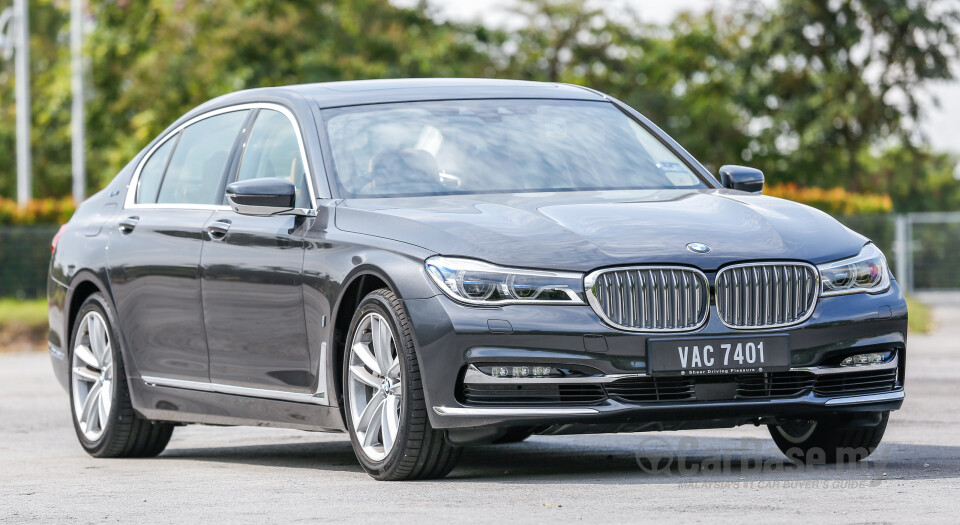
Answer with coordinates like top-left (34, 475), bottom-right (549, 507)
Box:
top-left (68, 293), bottom-right (129, 455)
top-left (342, 291), bottom-right (419, 477)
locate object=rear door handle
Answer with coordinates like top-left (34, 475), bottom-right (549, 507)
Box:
top-left (118, 216), bottom-right (139, 233)
top-left (207, 219), bottom-right (232, 239)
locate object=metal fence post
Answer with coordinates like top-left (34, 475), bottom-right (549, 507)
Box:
top-left (13, 0), bottom-right (31, 206)
top-left (894, 214), bottom-right (912, 293)
top-left (71, 0), bottom-right (86, 204)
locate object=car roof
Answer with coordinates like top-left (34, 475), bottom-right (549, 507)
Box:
top-left (202, 78), bottom-right (608, 110)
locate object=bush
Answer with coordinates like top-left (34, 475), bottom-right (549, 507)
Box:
top-left (765, 183), bottom-right (893, 215)
top-left (0, 197), bottom-right (76, 225)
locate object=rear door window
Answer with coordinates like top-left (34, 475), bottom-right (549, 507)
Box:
top-left (156, 110), bottom-right (249, 205)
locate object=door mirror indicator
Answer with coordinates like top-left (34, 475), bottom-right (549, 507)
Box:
top-left (719, 165), bottom-right (764, 193)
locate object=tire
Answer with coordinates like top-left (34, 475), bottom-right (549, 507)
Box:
top-left (69, 293), bottom-right (174, 458)
top-left (490, 427), bottom-right (534, 445)
top-left (342, 288), bottom-right (461, 480)
top-left (768, 412), bottom-right (889, 464)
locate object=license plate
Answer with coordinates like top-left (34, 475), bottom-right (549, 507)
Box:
top-left (647, 335), bottom-right (790, 375)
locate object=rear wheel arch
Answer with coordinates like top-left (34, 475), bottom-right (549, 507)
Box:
top-left (66, 275), bottom-right (106, 347)
top-left (65, 273), bottom-right (139, 379)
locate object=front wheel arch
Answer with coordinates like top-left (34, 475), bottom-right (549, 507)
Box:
top-left (332, 271), bottom-right (394, 422)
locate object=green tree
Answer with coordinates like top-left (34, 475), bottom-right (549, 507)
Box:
top-left (0, 0), bottom-right (72, 198)
top-left (737, 0), bottom-right (960, 191)
top-left (498, 1), bottom-right (752, 171)
top-left (84, 0), bottom-right (496, 189)
top-left (0, 0), bottom-right (497, 197)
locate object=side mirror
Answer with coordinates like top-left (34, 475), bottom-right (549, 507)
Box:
top-left (225, 177), bottom-right (296, 216)
top-left (719, 165), bottom-right (764, 193)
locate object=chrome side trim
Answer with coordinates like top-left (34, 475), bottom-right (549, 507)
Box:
top-left (141, 375), bottom-right (327, 405)
top-left (124, 102), bottom-right (319, 210)
top-left (314, 342), bottom-right (328, 400)
top-left (824, 390), bottom-right (904, 406)
top-left (433, 406), bottom-right (600, 416)
top-left (49, 345), bottom-right (65, 360)
top-left (584, 265), bottom-right (710, 333)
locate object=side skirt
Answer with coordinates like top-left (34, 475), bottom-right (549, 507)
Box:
top-left (129, 379), bottom-right (346, 432)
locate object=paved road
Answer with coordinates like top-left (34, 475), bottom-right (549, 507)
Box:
top-left (2, 295), bottom-right (959, 523)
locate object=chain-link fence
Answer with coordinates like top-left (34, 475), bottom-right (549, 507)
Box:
top-left (0, 226), bottom-right (57, 299)
top-left (894, 212), bottom-right (960, 291)
top-left (0, 213), bottom-right (957, 298)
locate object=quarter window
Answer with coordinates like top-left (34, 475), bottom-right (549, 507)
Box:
top-left (136, 137), bottom-right (176, 204)
top-left (236, 109), bottom-right (311, 208)
top-left (155, 110), bottom-right (249, 205)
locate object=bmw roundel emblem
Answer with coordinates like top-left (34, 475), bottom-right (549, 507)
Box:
top-left (686, 242), bottom-right (711, 254)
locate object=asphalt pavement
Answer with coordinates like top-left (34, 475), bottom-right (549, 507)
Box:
top-left (2, 294), bottom-right (959, 523)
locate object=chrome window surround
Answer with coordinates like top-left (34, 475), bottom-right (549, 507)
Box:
top-left (123, 103), bottom-right (318, 212)
top-left (584, 266), bottom-right (710, 333)
top-left (714, 261), bottom-right (820, 330)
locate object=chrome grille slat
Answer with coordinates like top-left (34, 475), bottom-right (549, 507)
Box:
top-left (716, 262), bottom-right (818, 329)
top-left (586, 267), bottom-right (709, 332)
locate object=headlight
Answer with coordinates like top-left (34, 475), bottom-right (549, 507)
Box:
top-left (818, 244), bottom-right (890, 296)
top-left (425, 256), bottom-right (585, 305)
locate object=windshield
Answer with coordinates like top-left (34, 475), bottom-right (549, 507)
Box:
top-left (323, 99), bottom-right (708, 197)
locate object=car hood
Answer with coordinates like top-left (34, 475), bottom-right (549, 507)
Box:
top-left (335, 189), bottom-right (867, 272)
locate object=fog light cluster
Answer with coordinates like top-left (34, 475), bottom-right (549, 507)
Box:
top-left (487, 365), bottom-right (556, 378)
top-left (840, 351), bottom-right (894, 367)
top-left (474, 364), bottom-right (593, 379)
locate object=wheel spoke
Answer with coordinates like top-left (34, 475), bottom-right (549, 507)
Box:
top-left (363, 403), bottom-right (384, 448)
top-left (350, 365), bottom-right (381, 389)
top-left (74, 344), bottom-right (99, 369)
top-left (80, 381), bottom-right (102, 427)
top-left (352, 342), bottom-right (381, 376)
top-left (97, 392), bottom-right (109, 430)
top-left (381, 394), bottom-right (399, 452)
top-left (100, 379), bottom-right (112, 417)
top-left (88, 316), bottom-right (107, 363)
top-left (101, 342), bottom-right (113, 368)
top-left (388, 381), bottom-right (402, 396)
top-left (386, 357), bottom-right (400, 379)
top-left (72, 366), bottom-right (100, 383)
top-left (356, 391), bottom-right (385, 434)
top-left (372, 317), bottom-right (393, 377)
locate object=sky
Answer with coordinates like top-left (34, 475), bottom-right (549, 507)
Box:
top-left (395, 0), bottom-right (960, 155)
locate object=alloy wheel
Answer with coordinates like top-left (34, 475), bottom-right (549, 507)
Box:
top-left (347, 312), bottom-right (402, 462)
top-left (71, 311), bottom-right (115, 442)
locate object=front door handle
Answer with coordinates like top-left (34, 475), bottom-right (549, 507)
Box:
top-left (207, 219), bottom-right (232, 239)
top-left (118, 216), bottom-right (139, 233)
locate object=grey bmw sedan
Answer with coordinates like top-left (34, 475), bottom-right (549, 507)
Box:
top-left (48, 78), bottom-right (906, 480)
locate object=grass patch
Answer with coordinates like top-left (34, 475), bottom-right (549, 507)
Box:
top-left (906, 296), bottom-right (931, 334)
top-left (0, 297), bottom-right (48, 327)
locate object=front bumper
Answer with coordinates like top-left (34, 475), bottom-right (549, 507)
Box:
top-left (404, 281), bottom-right (907, 431)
